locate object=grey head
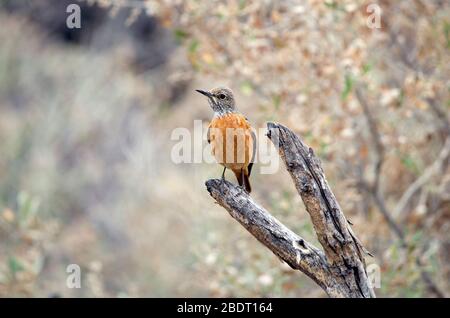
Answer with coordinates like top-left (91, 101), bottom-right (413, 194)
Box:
top-left (196, 87), bottom-right (236, 115)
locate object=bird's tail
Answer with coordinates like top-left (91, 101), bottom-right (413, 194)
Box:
top-left (234, 168), bottom-right (252, 193)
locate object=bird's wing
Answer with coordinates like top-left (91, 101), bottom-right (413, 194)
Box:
top-left (248, 124), bottom-right (257, 177)
top-left (207, 119), bottom-right (216, 144)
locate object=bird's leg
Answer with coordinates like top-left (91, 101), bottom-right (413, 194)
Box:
top-left (221, 166), bottom-right (226, 180)
top-left (240, 169), bottom-right (245, 188)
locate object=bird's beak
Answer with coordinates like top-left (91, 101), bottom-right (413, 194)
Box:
top-left (195, 89), bottom-right (213, 98)
top-left (196, 89), bottom-right (217, 106)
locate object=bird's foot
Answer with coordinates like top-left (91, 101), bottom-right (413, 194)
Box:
top-left (221, 167), bottom-right (226, 181)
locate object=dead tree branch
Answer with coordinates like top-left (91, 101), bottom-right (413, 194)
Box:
top-left (206, 179), bottom-right (332, 294)
top-left (206, 123), bottom-right (375, 298)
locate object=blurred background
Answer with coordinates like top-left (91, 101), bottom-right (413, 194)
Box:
top-left (0, 0), bottom-right (448, 297)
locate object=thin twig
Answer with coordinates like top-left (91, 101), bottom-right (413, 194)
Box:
top-left (355, 85), bottom-right (384, 193)
top-left (355, 84), bottom-right (405, 241)
top-left (393, 137), bottom-right (450, 218)
top-left (354, 84), bottom-right (446, 297)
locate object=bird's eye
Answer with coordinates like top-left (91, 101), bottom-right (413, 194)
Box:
top-left (219, 94), bottom-right (226, 99)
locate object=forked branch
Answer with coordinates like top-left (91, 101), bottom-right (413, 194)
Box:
top-left (206, 123), bottom-right (375, 298)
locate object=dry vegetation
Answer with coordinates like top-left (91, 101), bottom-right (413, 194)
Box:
top-left (0, 0), bottom-right (449, 297)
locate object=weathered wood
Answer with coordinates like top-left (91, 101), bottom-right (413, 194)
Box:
top-left (267, 123), bottom-right (374, 298)
top-left (205, 123), bottom-right (375, 298)
top-left (205, 179), bottom-right (331, 292)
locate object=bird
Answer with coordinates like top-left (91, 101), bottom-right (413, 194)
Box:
top-left (196, 87), bottom-right (256, 193)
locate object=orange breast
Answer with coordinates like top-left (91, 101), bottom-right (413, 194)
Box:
top-left (208, 113), bottom-right (253, 170)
